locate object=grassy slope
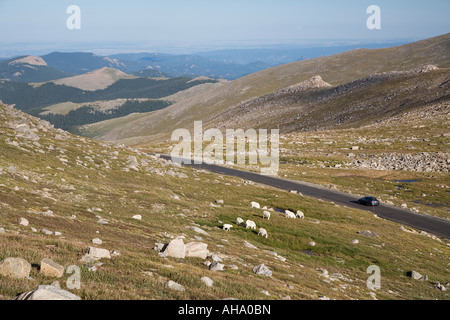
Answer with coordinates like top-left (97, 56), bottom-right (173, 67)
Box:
top-left (81, 33), bottom-right (450, 144)
top-left (1, 104), bottom-right (449, 300)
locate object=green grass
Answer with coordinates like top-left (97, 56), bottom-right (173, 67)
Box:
top-left (1, 104), bottom-right (449, 300)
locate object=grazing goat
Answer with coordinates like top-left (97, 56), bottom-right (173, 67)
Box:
top-left (223, 224), bottom-right (233, 231)
top-left (285, 210), bottom-right (296, 219)
top-left (258, 228), bottom-right (268, 238)
top-left (251, 201), bottom-right (261, 209)
top-left (245, 220), bottom-right (257, 230)
top-left (263, 211), bottom-right (271, 220)
top-left (296, 210), bottom-right (305, 219)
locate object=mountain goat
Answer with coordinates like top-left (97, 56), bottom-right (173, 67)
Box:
top-left (296, 210), bottom-right (305, 219)
top-left (223, 224), bottom-right (233, 231)
top-left (285, 210), bottom-right (296, 219)
top-left (245, 220), bottom-right (257, 230)
top-left (258, 228), bottom-right (268, 238)
top-left (263, 211), bottom-right (271, 220)
top-left (236, 217), bottom-right (245, 226)
top-left (251, 202), bottom-right (261, 209)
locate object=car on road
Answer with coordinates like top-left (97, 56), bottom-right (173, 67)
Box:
top-left (358, 197), bottom-right (380, 206)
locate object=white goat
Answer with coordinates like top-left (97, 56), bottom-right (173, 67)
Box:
top-left (245, 220), bottom-right (257, 230)
top-left (285, 210), bottom-right (296, 219)
top-left (258, 228), bottom-right (268, 238)
top-left (263, 211), bottom-right (271, 220)
top-left (223, 224), bottom-right (233, 231)
top-left (296, 210), bottom-right (305, 219)
top-left (251, 201), bottom-right (261, 209)
top-left (236, 217), bottom-right (245, 226)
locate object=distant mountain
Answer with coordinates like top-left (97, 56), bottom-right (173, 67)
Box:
top-left (0, 73), bottom-right (217, 111)
top-left (110, 52), bottom-right (271, 80)
top-left (80, 33), bottom-right (450, 144)
top-left (48, 67), bottom-right (136, 91)
top-left (41, 52), bottom-right (125, 75)
top-left (0, 55), bottom-right (71, 82)
top-left (194, 42), bottom-right (411, 66)
top-left (132, 68), bottom-right (171, 78)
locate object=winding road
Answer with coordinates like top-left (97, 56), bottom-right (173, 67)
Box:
top-left (161, 155), bottom-right (450, 239)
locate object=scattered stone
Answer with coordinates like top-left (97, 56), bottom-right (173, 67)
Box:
top-left (19, 218), bottom-right (29, 227)
top-left (209, 262), bottom-right (225, 272)
top-left (243, 240), bottom-right (258, 250)
top-left (14, 285), bottom-right (81, 300)
top-left (352, 239), bottom-right (359, 244)
top-left (210, 254), bottom-right (223, 263)
top-left (166, 280), bottom-right (185, 292)
top-left (308, 241), bottom-right (316, 247)
top-left (435, 282), bottom-right (447, 291)
top-left (408, 270), bottom-right (424, 281)
top-left (253, 264), bottom-right (272, 277)
top-left (166, 238), bottom-right (186, 259)
top-left (357, 230), bottom-right (380, 238)
top-left (41, 228), bottom-right (53, 235)
top-left (85, 246), bottom-right (111, 260)
top-left (132, 215), bottom-right (142, 220)
top-left (201, 276), bottom-right (214, 287)
top-left (40, 258), bottom-right (64, 278)
top-left (0, 257), bottom-right (31, 279)
top-left (185, 242), bottom-right (209, 259)
top-left (92, 238), bottom-right (103, 245)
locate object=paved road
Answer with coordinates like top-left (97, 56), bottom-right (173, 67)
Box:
top-left (161, 155), bottom-right (450, 239)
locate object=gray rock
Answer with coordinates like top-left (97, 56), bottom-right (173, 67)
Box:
top-left (408, 270), bottom-right (424, 280)
top-left (92, 238), bottom-right (103, 245)
top-left (210, 254), bottom-right (223, 263)
top-left (185, 242), bottom-right (209, 259)
top-left (201, 276), bottom-right (214, 287)
top-left (85, 246), bottom-right (111, 260)
top-left (166, 280), bottom-right (185, 292)
top-left (0, 257), bottom-right (31, 279)
top-left (357, 230), bottom-right (380, 238)
top-left (209, 262), bottom-right (225, 272)
top-left (14, 285), bottom-right (81, 300)
top-left (40, 258), bottom-right (64, 278)
top-left (19, 218), bottom-right (29, 227)
top-left (166, 238), bottom-right (186, 259)
top-left (253, 264), bottom-right (272, 277)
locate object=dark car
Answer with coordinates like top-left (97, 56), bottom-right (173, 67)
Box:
top-left (358, 197), bottom-right (380, 206)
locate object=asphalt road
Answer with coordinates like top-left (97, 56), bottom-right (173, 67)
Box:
top-left (161, 155), bottom-right (450, 239)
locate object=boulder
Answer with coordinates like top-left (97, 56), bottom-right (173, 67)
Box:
top-left (166, 238), bottom-right (186, 259)
top-left (166, 280), bottom-right (185, 292)
top-left (185, 242), bottom-right (209, 259)
top-left (14, 285), bottom-right (81, 300)
top-left (19, 218), bottom-right (29, 227)
top-left (0, 257), bottom-right (31, 279)
top-left (253, 264), bottom-right (272, 277)
top-left (209, 262), bottom-right (225, 272)
top-left (40, 258), bottom-right (64, 278)
top-left (92, 238), bottom-right (103, 245)
top-left (201, 277), bottom-right (214, 287)
top-left (85, 247), bottom-right (111, 260)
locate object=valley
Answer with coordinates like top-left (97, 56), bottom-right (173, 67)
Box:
top-left (0, 33), bottom-right (449, 301)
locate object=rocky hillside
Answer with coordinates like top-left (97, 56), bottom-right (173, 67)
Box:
top-left (1, 102), bottom-right (449, 300)
top-left (79, 33), bottom-right (450, 144)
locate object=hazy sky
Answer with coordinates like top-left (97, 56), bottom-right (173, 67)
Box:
top-left (0, 0), bottom-right (449, 54)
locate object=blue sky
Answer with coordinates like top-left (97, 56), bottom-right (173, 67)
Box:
top-left (0, 0), bottom-right (449, 55)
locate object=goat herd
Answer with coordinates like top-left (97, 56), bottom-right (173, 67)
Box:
top-left (222, 201), bottom-right (305, 239)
